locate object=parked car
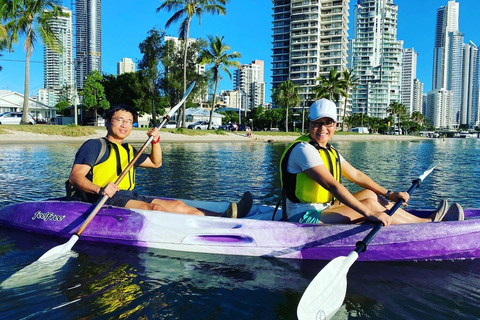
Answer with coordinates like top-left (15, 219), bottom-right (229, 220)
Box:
top-left (0, 112), bottom-right (36, 125)
top-left (187, 121), bottom-right (218, 130)
top-left (164, 120), bottom-right (177, 129)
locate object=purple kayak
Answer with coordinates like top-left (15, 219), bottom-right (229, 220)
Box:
top-left (0, 199), bottom-right (479, 261)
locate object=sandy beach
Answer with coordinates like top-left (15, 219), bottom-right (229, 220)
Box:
top-left (0, 128), bottom-right (428, 144)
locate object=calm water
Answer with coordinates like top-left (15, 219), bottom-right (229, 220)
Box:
top-left (0, 138), bottom-right (479, 319)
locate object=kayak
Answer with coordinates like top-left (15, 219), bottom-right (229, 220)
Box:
top-left (0, 198), bottom-right (479, 261)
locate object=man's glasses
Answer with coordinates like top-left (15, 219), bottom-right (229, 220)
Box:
top-left (310, 120), bottom-right (336, 128)
top-left (112, 117), bottom-right (134, 126)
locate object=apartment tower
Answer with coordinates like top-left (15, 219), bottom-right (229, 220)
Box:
top-left (117, 58), bottom-right (136, 75)
top-left (234, 60), bottom-right (265, 112)
top-left (271, 0), bottom-right (350, 119)
top-left (42, 6), bottom-right (73, 107)
top-left (75, 0), bottom-right (102, 89)
top-left (401, 48), bottom-right (418, 114)
top-left (348, 0), bottom-right (403, 119)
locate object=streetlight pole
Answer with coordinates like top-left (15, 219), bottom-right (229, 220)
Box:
top-left (73, 55), bottom-right (86, 126)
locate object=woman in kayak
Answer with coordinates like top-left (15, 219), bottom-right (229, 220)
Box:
top-left (280, 98), bottom-right (464, 225)
top-left (67, 104), bottom-right (252, 218)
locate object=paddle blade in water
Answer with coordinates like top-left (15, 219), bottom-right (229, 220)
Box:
top-left (37, 234), bottom-right (80, 262)
top-left (297, 251), bottom-right (359, 320)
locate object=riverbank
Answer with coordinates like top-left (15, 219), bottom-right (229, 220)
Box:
top-left (0, 128), bottom-right (429, 144)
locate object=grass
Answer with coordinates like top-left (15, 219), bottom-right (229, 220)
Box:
top-left (0, 124), bottom-right (99, 137)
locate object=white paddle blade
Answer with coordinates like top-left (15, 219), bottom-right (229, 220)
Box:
top-left (297, 251), bottom-right (359, 320)
top-left (37, 234), bottom-right (80, 262)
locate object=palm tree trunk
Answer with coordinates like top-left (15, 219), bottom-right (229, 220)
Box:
top-left (209, 79), bottom-right (219, 130)
top-left (22, 48), bottom-right (31, 124)
top-left (285, 104), bottom-right (289, 133)
top-left (342, 94), bottom-right (348, 131)
top-left (181, 19), bottom-right (191, 128)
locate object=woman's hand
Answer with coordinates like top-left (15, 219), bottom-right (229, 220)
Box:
top-left (366, 210), bottom-right (393, 226)
top-left (388, 191), bottom-right (410, 206)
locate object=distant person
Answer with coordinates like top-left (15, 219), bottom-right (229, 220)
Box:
top-left (246, 126), bottom-right (252, 138)
top-left (66, 104), bottom-right (252, 218)
top-left (280, 98), bottom-right (464, 225)
top-left (232, 122), bottom-right (238, 132)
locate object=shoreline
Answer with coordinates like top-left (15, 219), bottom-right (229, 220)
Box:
top-left (0, 128), bottom-right (429, 144)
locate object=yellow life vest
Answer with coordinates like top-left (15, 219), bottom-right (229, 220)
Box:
top-left (280, 135), bottom-right (341, 204)
top-left (92, 141), bottom-right (136, 190)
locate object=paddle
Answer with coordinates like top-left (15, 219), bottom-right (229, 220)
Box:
top-left (297, 164), bottom-right (438, 320)
top-left (36, 81), bottom-right (196, 262)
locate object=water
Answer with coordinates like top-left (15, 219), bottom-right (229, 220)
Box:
top-left (1, 138), bottom-right (479, 319)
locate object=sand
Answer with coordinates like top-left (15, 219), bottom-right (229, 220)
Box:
top-left (0, 128), bottom-right (428, 144)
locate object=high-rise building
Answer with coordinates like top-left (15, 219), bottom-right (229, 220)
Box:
top-left (271, 0), bottom-right (350, 119)
top-left (401, 48), bottom-right (418, 114)
top-left (75, 0), bottom-right (101, 89)
top-left (234, 60), bottom-right (265, 112)
top-left (412, 79), bottom-right (424, 114)
top-left (427, 88), bottom-right (452, 129)
top-left (462, 41), bottom-right (478, 127)
top-left (117, 58), bottom-right (136, 75)
top-left (432, 0), bottom-right (459, 90)
top-left (41, 6), bottom-right (73, 107)
top-left (348, 0), bottom-right (403, 119)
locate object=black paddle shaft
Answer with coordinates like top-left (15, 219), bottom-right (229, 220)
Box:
top-left (355, 178), bottom-right (421, 254)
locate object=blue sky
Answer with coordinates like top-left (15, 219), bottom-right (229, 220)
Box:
top-left (0, 0), bottom-right (478, 103)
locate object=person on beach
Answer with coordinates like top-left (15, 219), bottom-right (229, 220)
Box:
top-left (280, 98), bottom-right (464, 225)
top-left (67, 104), bottom-right (252, 218)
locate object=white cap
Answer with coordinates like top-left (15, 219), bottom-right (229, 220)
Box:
top-left (308, 98), bottom-right (337, 122)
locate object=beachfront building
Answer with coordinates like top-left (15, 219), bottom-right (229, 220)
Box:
top-left (401, 48), bottom-right (418, 114)
top-left (117, 58), bottom-right (136, 75)
top-left (75, 0), bottom-right (102, 89)
top-left (412, 78), bottom-right (424, 114)
top-left (426, 88), bottom-right (452, 129)
top-left (0, 90), bottom-right (57, 121)
top-left (234, 60), bottom-right (265, 113)
top-left (40, 6), bottom-right (73, 107)
top-left (348, 0), bottom-right (403, 119)
top-left (271, 0), bottom-right (350, 119)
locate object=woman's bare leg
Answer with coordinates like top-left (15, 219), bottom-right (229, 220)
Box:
top-left (321, 196), bottom-right (431, 225)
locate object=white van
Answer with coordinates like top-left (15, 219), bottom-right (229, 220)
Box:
top-left (349, 127), bottom-right (369, 134)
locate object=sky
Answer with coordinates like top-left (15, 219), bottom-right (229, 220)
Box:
top-left (0, 0), bottom-right (479, 103)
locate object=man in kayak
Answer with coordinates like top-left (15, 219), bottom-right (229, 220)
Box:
top-left (67, 104), bottom-right (252, 218)
top-left (280, 98), bottom-right (464, 225)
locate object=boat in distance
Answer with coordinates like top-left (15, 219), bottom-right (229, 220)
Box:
top-left (0, 198), bottom-right (479, 262)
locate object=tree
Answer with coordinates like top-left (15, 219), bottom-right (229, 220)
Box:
top-left (138, 28), bottom-right (164, 127)
top-left (79, 71), bottom-right (110, 126)
top-left (387, 101), bottom-right (407, 133)
top-left (198, 35), bottom-right (240, 129)
top-left (157, 0), bottom-right (228, 128)
top-left (272, 80), bottom-right (300, 132)
top-left (160, 36), bottom-right (208, 125)
top-left (0, 0), bottom-right (67, 124)
top-left (102, 72), bottom-right (147, 115)
top-left (265, 108), bottom-right (283, 129)
top-left (340, 68), bottom-right (359, 131)
top-left (313, 69), bottom-right (346, 102)
top-left (411, 110), bottom-right (424, 125)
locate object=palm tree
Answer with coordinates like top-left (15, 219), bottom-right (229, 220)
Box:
top-left (313, 69), bottom-right (346, 101)
top-left (198, 35), bottom-right (240, 129)
top-left (0, 0), bottom-right (66, 124)
top-left (157, 0), bottom-right (228, 128)
top-left (387, 101), bottom-right (407, 133)
top-left (411, 110), bottom-right (424, 125)
top-left (272, 80), bottom-right (300, 132)
top-left (340, 68), bottom-right (359, 131)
